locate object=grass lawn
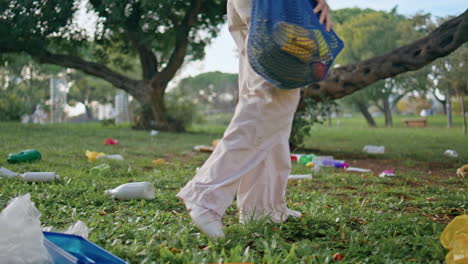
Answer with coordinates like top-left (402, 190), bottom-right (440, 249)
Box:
top-left (0, 116), bottom-right (466, 263)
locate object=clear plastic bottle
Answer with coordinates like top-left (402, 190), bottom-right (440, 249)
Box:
top-left (105, 182), bottom-right (155, 200)
top-left (22, 172), bottom-right (60, 182)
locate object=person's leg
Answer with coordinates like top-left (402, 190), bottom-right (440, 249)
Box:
top-left (176, 0), bottom-right (300, 228)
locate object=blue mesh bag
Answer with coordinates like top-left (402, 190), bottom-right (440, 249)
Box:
top-left (247, 0), bottom-right (344, 89)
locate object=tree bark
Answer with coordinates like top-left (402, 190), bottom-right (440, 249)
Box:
top-left (432, 90), bottom-right (447, 115)
top-left (303, 9), bottom-right (468, 101)
top-left (459, 87), bottom-right (467, 135)
top-left (446, 84), bottom-right (453, 128)
top-left (383, 97), bottom-right (393, 127)
top-left (356, 101), bottom-right (377, 127)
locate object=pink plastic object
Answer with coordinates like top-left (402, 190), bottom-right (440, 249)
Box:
top-left (104, 138), bottom-right (119, 145)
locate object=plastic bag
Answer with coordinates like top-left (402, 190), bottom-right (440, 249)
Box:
top-left (0, 193), bottom-right (51, 264)
top-left (248, 0), bottom-right (344, 89)
top-left (65, 220), bottom-right (90, 239)
top-left (441, 214), bottom-right (468, 264)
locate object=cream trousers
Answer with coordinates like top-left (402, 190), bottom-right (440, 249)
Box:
top-left (176, 0), bottom-right (301, 222)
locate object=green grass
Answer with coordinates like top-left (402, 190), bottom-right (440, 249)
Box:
top-left (0, 117), bottom-right (466, 264)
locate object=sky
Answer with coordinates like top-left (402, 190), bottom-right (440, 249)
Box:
top-left (177, 0), bottom-right (467, 81)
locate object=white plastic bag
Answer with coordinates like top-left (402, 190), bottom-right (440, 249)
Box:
top-left (65, 220), bottom-right (89, 239)
top-left (0, 194), bottom-right (51, 264)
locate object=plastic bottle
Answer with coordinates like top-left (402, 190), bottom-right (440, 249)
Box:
top-left (7, 149), bottom-right (42, 164)
top-left (299, 154), bottom-right (314, 165)
top-left (321, 159), bottom-right (349, 168)
top-left (22, 172), bottom-right (60, 182)
top-left (105, 182), bottom-right (155, 200)
top-left (90, 164), bottom-right (111, 176)
top-left (98, 154), bottom-right (124, 161)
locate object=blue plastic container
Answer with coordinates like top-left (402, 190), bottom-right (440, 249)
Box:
top-left (43, 232), bottom-right (127, 264)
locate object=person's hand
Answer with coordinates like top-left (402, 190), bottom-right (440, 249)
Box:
top-left (313, 0), bottom-right (333, 32)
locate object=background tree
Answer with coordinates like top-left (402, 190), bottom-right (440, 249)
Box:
top-left (67, 71), bottom-right (117, 120)
top-left (170, 71), bottom-right (238, 115)
top-left (0, 0), bottom-right (226, 131)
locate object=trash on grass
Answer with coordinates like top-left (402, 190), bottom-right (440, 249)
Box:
top-left (0, 193), bottom-right (51, 264)
top-left (456, 165), bottom-right (468, 179)
top-left (306, 162), bottom-right (315, 168)
top-left (64, 220), bottom-right (89, 239)
top-left (444, 150), bottom-right (459, 158)
top-left (194, 145), bottom-right (215, 152)
top-left (152, 159), bottom-right (167, 165)
top-left (85, 150), bottom-right (105, 161)
top-left (98, 154), bottom-right (124, 161)
top-left (7, 149), bottom-right (42, 164)
top-left (0, 167), bottom-right (20, 178)
top-left (299, 154), bottom-right (315, 165)
top-left (90, 163), bottom-right (111, 176)
top-left (22, 172), bottom-right (60, 182)
top-left (321, 159), bottom-right (349, 168)
top-left (212, 139), bottom-right (220, 148)
top-left (105, 182), bottom-right (155, 200)
top-left (363, 145), bottom-right (385, 154)
top-left (104, 138), bottom-right (119, 145)
top-left (150, 130), bottom-right (159, 136)
top-left (288, 174), bottom-right (313, 180)
top-left (440, 214), bottom-right (468, 264)
top-left (346, 167), bottom-right (371, 173)
top-left (379, 170), bottom-right (396, 177)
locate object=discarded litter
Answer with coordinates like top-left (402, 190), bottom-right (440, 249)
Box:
top-left (444, 150), bottom-right (459, 158)
top-left (86, 150), bottom-right (106, 161)
top-left (379, 170), bottom-right (396, 178)
top-left (7, 149), bottom-right (42, 164)
top-left (150, 130), bottom-right (159, 136)
top-left (346, 167), bottom-right (371, 173)
top-left (288, 174), bottom-right (313, 180)
top-left (64, 220), bottom-right (89, 239)
top-left (0, 193), bottom-right (51, 264)
top-left (440, 214), bottom-right (468, 264)
top-left (90, 163), bottom-right (111, 176)
top-left (22, 172), bottom-right (60, 182)
top-left (194, 145), bottom-right (215, 152)
top-left (152, 159), bottom-right (167, 165)
top-left (106, 182), bottom-right (155, 200)
top-left (44, 231), bottom-right (127, 264)
top-left (306, 162), bottom-right (315, 168)
top-left (104, 138), bottom-right (119, 145)
top-left (0, 167), bottom-right (20, 178)
top-left (212, 139), bottom-right (220, 148)
top-left (363, 145), bottom-right (385, 154)
top-left (299, 154), bottom-right (315, 165)
top-left (98, 154), bottom-right (125, 161)
top-left (456, 165), bottom-right (468, 179)
top-left (321, 159), bottom-right (349, 168)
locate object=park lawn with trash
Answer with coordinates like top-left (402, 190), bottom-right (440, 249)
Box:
top-left (0, 116), bottom-right (466, 264)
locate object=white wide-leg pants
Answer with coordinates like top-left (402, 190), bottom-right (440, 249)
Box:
top-left (177, 0), bottom-right (301, 222)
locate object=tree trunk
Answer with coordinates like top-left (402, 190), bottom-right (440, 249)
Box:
top-left (433, 91), bottom-right (447, 115)
top-left (383, 97), bottom-right (393, 127)
top-left (460, 88), bottom-right (467, 135)
top-left (446, 84), bottom-right (453, 128)
top-left (84, 105), bottom-right (94, 120)
top-left (356, 101), bottom-right (377, 127)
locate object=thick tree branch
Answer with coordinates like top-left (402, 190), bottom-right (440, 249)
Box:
top-left (154, 0), bottom-right (204, 87)
top-left (126, 2), bottom-right (159, 80)
top-left (33, 50), bottom-right (144, 98)
top-left (304, 9), bottom-right (468, 101)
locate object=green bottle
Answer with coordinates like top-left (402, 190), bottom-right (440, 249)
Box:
top-left (7, 149), bottom-right (42, 164)
top-left (299, 154), bottom-right (314, 164)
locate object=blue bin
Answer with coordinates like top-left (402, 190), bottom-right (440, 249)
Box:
top-left (43, 232), bottom-right (127, 264)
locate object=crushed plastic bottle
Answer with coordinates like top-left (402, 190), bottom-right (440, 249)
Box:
top-left (22, 172), bottom-right (60, 182)
top-left (103, 138), bottom-right (119, 145)
top-left (299, 154), bottom-right (315, 165)
top-left (321, 159), bottom-right (349, 168)
top-left (440, 214), bottom-right (468, 264)
top-left (85, 150), bottom-right (106, 161)
top-left (444, 150), bottom-right (459, 158)
top-left (97, 154), bottom-right (124, 161)
top-left (363, 145), bottom-right (385, 154)
top-left (7, 149), bottom-right (42, 164)
top-left (105, 182), bottom-right (155, 200)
